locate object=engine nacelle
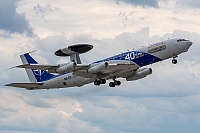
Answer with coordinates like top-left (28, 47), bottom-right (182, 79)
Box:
top-left (88, 62), bottom-right (108, 73)
top-left (126, 68), bottom-right (152, 81)
top-left (56, 62), bottom-right (77, 74)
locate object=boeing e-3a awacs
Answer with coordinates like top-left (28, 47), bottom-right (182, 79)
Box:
top-left (6, 38), bottom-right (192, 90)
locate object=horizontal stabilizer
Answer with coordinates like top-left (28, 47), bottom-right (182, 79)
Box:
top-left (5, 83), bottom-right (43, 90)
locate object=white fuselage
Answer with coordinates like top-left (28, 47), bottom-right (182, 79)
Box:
top-left (39, 39), bottom-right (192, 89)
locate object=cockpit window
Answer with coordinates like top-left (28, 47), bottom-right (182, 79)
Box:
top-left (177, 39), bottom-right (189, 42)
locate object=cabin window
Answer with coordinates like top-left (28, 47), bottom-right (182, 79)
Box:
top-left (177, 39), bottom-right (189, 42)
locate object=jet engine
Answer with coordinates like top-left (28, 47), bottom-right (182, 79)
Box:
top-left (88, 62), bottom-right (108, 73)
top-left (126, 68), bottom-right (152, 81)
top-left (56, 62), bottom-right (77, 74)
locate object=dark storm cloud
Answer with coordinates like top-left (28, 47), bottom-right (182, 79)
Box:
top-left (0, 0), bottom-right (34, 36)
top-left (116, 0), bottom-right (158, 7)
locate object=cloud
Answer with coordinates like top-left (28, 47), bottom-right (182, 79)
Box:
top-left (1, 0), bottom-right (200, 132)
top-left (33, 4), bottom-right (56, 23)
top-left (72, 94), bottom-right (200, 133)
top-left (0, 0), bottom-right (34, 36)
top-left (118, 0), bottom-right (200, 9)
top-left (176, 0), bottom-right (200, 8)
top-left (116, 0), bottom-right (159, 7)
top-left (0, 89), bottom-right (87, 132)
top-left (1, 28), bottom-right (200, 132)
top-left (12, 0), bottom-right (200, 39)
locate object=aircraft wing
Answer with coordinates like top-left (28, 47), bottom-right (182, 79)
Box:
top-left (16, 62), bottom-right (138, 79)
top-left (102, 64), bottom-right (139, 78)
top-left (5, 83), bottom-right (44, 90)
top-left (73, 63), bottom-right (139, 78)
top-left (103, 63), bottom-right (138, 72)
top-left (16, 64), bottom-right (89, 73)
top-left (16, 64), bottom-right (58, 70)
top-left (73, 70), bottom-right (97, 78)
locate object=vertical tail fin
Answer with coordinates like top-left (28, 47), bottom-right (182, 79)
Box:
top-left (20, 53), bottom-right (55, 83)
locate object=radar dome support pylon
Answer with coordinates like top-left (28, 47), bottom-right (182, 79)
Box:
top-left (55, 44), bottom-right (93, 64)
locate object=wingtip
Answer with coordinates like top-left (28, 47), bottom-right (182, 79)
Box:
top-left (4, 83), bottom-right (11, 86)
top-left (7, 66), bottom-right (16, 70)
top-left (7, 64), bottom-right (29, 70)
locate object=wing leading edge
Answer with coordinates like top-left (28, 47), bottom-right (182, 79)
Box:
top-left (16, 64), bottom-right (58, 70)
top-left (15, 64), bottom-right (89, 73)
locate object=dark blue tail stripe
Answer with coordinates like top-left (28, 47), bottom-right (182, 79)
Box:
top-left (24, 53), bottom-right (38, 64)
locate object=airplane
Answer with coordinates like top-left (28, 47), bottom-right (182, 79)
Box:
top-left (5, 38), bottom-right (192, 90)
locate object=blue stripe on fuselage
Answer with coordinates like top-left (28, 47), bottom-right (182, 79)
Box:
top-left (93, 51), bottom-right (162, 67)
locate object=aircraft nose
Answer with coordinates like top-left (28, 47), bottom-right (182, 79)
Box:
top-left (186, 41), bottom-right (193, 47)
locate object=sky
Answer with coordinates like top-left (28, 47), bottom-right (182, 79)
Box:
top-left (1, 0), bottom-right (200, 133)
